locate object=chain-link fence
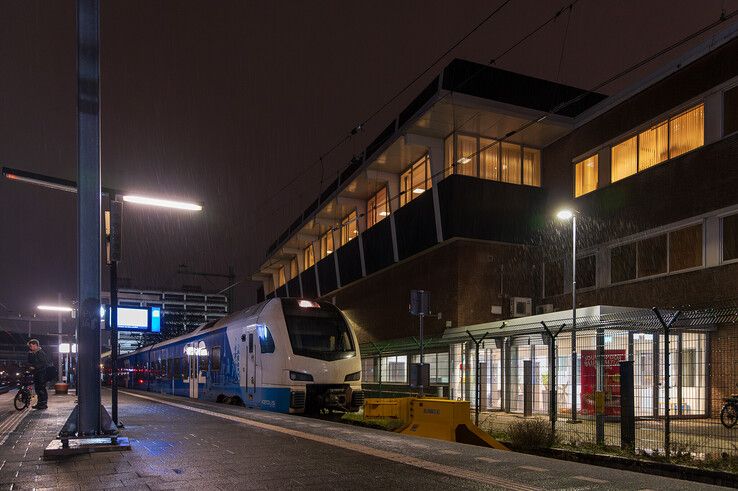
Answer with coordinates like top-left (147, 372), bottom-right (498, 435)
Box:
top-left (454, 305), bottom-right (738, 461)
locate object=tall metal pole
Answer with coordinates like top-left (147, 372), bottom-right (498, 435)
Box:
top-left (57, 293), bottom-right (63, 378)
top-left (77, 0), bottom-right (102, 436)
top-left (570, 214), bottom-right (578, 422)
top-left (110, 260), bottom-right (119, 426)
top-left (419, 313), bottom-right (424, 398)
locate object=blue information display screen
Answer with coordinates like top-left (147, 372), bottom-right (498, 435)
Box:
top-left (106, 306), bottom-right (162, 333)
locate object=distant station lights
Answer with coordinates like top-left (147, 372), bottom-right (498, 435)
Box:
top-left (37, 304), bottom-right (74, 312)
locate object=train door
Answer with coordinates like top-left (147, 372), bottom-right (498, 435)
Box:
top-left (240, 330), bottom-right (257, 403)
top-left (187, 342), bottom-right (199, 399)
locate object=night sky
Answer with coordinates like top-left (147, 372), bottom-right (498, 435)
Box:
top-left (2, 0), bottom-right (737, 329)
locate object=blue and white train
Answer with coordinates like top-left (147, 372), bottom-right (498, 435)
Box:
top-left (109, 298), bottom-right (364, 413)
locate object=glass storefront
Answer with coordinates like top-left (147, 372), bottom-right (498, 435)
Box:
top-left (449, 329), bottom-right (708, 418)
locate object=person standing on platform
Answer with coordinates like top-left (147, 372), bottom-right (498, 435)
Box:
top-left (27, 339), bottom-right (49, 410)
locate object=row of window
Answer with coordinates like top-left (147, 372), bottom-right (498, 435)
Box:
top-left (575, 104), bottom-right (705, 197)
top-left (361, 352), bottom-right (450, 384)
top-left (445, 133), bottom-right (541, 186)
top-left (544, 213), bottom-right (738, 296)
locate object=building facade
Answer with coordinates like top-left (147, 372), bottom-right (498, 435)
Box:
top-left (252, 27), bottom-right (738, 422)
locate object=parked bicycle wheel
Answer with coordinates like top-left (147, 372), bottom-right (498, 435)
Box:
top-left (14, 389), bottom-right (30, 411)
top-left (720, 403), bottom-right (738, 428)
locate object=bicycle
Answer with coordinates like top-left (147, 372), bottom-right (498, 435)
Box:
top-left (13, 373), bottom-right (36, 411)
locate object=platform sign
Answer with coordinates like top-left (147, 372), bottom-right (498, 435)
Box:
top-left (105, 305), bottom-right (162, 333)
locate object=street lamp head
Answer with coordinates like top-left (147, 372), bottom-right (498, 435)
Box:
top-left (556, 209), bottom-right (574, 221)
top-left (37, 305), bottom-right (74, 313)
top-left (122, 195), bottom-right (203, 211)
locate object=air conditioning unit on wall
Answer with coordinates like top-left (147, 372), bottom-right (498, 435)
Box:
top-left (536, 304), bottom-right (554, 315)
top-left (510, 297), bottom-right (532, 318)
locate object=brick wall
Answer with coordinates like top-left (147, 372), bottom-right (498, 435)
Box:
top-left (329, 239), bottom-right (537, 343)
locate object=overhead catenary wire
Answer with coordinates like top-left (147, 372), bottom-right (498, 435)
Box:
top-left (255, 0), bottom-right (516, 215)
top-left (258, 4), bottom-right (738, 279)
top-left (309, 6), bottom-right (738, 241)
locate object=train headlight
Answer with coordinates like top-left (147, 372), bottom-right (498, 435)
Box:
top-left (289, 371), bottom-right (314, 382)
top-left (344, 371), bottom-right (361, 382)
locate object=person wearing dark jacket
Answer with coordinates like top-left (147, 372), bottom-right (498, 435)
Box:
top-left (27, 339), bottom-right (49, 409)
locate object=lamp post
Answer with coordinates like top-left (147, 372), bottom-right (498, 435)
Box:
top-left (556, 209), bottom-right (579, 423)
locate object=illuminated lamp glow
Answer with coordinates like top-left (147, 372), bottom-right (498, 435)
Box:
top-left (556, 209), bottom-right (574, 220)
top-left (326, 249), bottom-right (333, 254)
top-left (122, 195), bottom-right (202, 211)
top-left (457, 157), bottom-right (472, 164)
top-left (59, 343), bottom-right (71, 354)
top-left (37, 305), bottom-right (74, 312)
top-left (298, 300), bottom-right (320, 308)
top-left (378, 211), bottom-right (389, 217)
top-left (412, 188), bottom-right (425, 194)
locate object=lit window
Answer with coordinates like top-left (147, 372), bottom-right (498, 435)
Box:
top-left (367, 187), bottom-right (389, 229)
top-left (522, 148), bottom-right (541, 186)
top-left (611, 135), bottom-right (637, 182)
top-left (480, 138), bottom-right (499, 181)
top-left (574, 155), bottom-right (598, 197)
top-left (277, 267), bottom-right (286, 287)
top-left (320, 230), bottom-right (334, 258)
top-left (411, 352), bottom-right (450, 384)
top-left (290, 257), bottom-right (298, 278)
top-left (379, 355), bottom-right (407, 383)
top-left (400, 155), bottom-right (431, 207)
top-left (303, 244), bottom-right (315, 269)
top-left (669, 104), bottom-right (704, 159)
top-left (340, 210), bottom-right (358, 246)
top-left (444, 135), bottom-right (454, 178)
top-left (500, 142), bottom-right (521, 184)
top-left (638, 121), bottom-right (669, 170)
top-left (456, 135), bottom-right (477, 177)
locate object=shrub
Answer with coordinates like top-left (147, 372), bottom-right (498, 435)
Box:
top-left (506, 418), bottom-right (558, 450)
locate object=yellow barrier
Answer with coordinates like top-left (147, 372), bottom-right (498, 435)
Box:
top-left (365, 397), bottom-right (507, 450)
top-left (363, 397), bottom-right (411, 420)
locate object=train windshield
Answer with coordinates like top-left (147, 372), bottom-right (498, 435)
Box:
top-left (281, 299), bottom-right (355, 361)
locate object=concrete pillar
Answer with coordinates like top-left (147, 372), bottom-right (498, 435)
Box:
top-left (704, 91), bottom-right (722, 145)
top-left (597, 148), bottom-right (611, 189)
top-left (331, 227), bottom-right (341, 288)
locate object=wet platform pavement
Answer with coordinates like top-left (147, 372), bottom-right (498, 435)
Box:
top-left (0, 389), bottom-right (729, 490)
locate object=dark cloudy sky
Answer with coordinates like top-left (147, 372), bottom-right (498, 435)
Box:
top-left (2, 0), bottom-right (737, 322)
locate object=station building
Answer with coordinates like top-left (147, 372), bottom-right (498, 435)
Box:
top-left (252, 27), bottom-right (738, 420)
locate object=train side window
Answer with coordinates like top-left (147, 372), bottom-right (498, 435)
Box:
top-left (249, 333), bottom-right (254, 353)
top-left (258, 326), bottom-right (275, 354)
top-left (211, 347), bottom-right (221, 371)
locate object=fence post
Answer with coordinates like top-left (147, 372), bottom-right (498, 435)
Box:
top-left (619, 360), bottom-right (635, 451)
top-left (541, 322), bottom-right (565, 438)
top-left (652, 308), bottom-right (681, 459)
top-left (596, 327), bottom-right (605, 445)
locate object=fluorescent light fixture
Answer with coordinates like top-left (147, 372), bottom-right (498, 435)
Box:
top-left (412, 188), bottom-right (425, 194)
top-left (457, 157), bottom-right (472, 164)
top-left (5, 173), bottom-right (77, 193)
top-left (37, 305), bottom-right (74, 312)
top-left (556, 209), bottom-right (574, 220)
top-left (59, 343), bottom-right (71, 354)
top-left (99, 305), bottom-right (106, 318)
top-left (122, 195), bottom-right (202, 211)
